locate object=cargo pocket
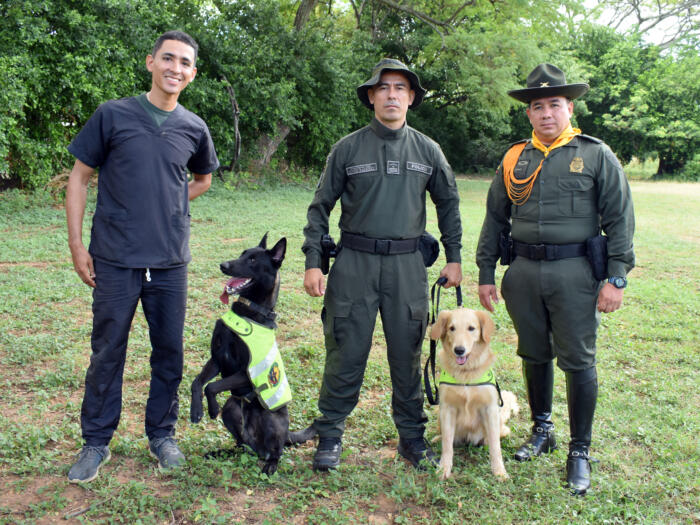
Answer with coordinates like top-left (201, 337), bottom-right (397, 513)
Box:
top-left (408, 299), bottom-right (428, 348)
top-left (323, 299), bottom-right (353, 349)
top-left (558, 176), bottom-right (595, 216)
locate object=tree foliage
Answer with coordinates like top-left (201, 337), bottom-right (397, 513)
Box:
top-left (1, 0), bottom-right (697, 189)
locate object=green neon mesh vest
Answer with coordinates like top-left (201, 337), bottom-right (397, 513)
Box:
top-left (221, 310), bottom-right (292, 411)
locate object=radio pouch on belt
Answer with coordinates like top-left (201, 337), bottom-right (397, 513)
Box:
top-left (419, 231), bottom-right (440, 267)
top-left (586, 234), bottom-right (608, 281)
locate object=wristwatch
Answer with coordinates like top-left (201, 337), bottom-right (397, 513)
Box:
top-left (607, 276), bottom-right (627, 289)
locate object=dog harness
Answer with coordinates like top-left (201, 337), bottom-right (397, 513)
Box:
top-left (221, 310), bottom-right (292, 411)
top-left (439, 368), bottom-right (504, 407)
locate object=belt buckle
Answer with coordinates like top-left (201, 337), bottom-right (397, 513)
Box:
top-left (375, 239), bottom-right (390, 255)
top-left (531, 244), bottom-right (546, 260)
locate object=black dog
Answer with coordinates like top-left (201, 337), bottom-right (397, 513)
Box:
top-left (190, 234), bottom-right (315, 475)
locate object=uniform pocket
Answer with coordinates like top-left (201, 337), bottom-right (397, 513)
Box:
top-left (324, 298), bottom-right (353, 346)
top-left (558, 176), bottom-right (596, 216)
top-left (408, 299), bottom-right (428, 347)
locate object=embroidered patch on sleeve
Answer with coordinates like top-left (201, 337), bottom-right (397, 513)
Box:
top-left (387, 161), bottom-right (400, 174)
top-left (406, 161), bottom-right (433, 175)
top-left (346, 163), bottom-right (378, 176)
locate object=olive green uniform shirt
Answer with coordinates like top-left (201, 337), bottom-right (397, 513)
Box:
top-left (476, 135), bottom-right (635, 284)
top-left (303, 118), bottom-right (462, 267)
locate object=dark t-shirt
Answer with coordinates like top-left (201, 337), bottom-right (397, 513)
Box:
top-left (68, 96), bottom-right (219, 268)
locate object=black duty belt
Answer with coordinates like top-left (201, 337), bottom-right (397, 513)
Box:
top-left (513, 240), bottom-right (587, 261)
top-left (340, 232), bottom-right (420, 255)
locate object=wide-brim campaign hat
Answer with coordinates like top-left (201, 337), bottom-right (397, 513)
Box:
top-left (357, 58), bottom-right (426, 109)
top-left (508, 63), bottom-right (589, 103)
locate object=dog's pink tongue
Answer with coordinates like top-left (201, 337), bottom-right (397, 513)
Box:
top-left (456, 355), bottom-right (467, 365)
top-left (220, 277), bottom-right (248, 304)
top-left (219, 290), bottom-right (229, 304)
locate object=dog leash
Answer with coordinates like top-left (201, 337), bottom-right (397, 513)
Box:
top-left (424, 276), bottom-right (462, 406)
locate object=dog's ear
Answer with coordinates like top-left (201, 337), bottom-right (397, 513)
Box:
top-left (259, 232), bottom-right (269, 249)
top-left (269, 237), bottom-right (287, 267)
top-left (475, 310), bottom-right (495, 344)
top-left (430, 310), bottom-right (451, 340)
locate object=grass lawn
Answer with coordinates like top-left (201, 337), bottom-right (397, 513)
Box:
top-left (0, 178), bottom-right (698, 524)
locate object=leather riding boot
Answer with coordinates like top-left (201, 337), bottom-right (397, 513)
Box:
top-left (565, 367), bottom-right (598, 495)
top-left (514, 361), bottom-right (557, 462)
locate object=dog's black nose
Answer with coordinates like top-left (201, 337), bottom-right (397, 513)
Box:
top-left (454, 346), bottom-right (466, 356)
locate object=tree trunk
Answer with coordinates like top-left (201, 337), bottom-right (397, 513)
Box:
top-left (252, 122), bottom-right (291, 171)
top-left (294, 0), bottom-right (319, 30)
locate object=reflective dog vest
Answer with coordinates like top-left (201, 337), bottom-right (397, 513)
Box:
top-left (439, 367), bottom-right (497, 387)
top-left (221, 310), bottom-right (292, 411)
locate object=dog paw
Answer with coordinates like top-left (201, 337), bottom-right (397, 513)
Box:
top-left (190, 402), bottom-right (203, 423)
top-left (262, 460), bottom-right (279, 476)
top-left (438, 461), bottom-right (452, 480)
top-left (494, 470), bottom-right (509, 481)
top-left (207, 402), bottom-right (220, 419)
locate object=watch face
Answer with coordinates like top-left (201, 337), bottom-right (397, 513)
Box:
top-left (609, 277), bottom-right (627, 288)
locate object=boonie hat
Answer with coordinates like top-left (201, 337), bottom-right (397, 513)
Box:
top-left (508, 63), bottom-right (589, 103)
top-left (357, 58), bottom-right (426, 110)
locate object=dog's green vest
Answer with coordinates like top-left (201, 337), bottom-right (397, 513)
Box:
top-left (221, 310), bottom-right (292, 411)
top-left (439, 368), bottom-right (497, 387)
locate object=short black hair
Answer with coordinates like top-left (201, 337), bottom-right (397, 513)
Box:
top-left (152, 30), bottom-right (198, 63)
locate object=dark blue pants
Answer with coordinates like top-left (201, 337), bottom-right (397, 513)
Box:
top-left (81, 260), bottom-right (187, 446)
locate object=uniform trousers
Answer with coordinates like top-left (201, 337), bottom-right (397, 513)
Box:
top-left (314, 247), bottom-right (429, 438)
top-left (501, 255), bottom-right (602, 372)
top-left (81, 259), bottom-right (187, 446)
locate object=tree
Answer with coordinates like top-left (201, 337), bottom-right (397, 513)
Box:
top-left (0, 0), bottom-right (174, 188)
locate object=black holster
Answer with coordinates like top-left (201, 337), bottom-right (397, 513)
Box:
top-left (499, 231), bottom-right (514, 266)
top-left (320, 234), bottom-right (337, 275)
top-left (585, 234), bottom-right (608, 281)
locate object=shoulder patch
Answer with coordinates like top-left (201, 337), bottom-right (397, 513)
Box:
top-left (578, 134), bottom-right (603, 144)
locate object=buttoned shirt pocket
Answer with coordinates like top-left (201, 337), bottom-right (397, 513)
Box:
top-left (558, 175), bottom-right (596, 217)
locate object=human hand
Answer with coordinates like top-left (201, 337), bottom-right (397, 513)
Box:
top-left (303, 268), bottom-right (325, 297)
top-left (439, 262), bottom-right (462, 288)
top-left (70, 243), bottom-right (96, 288)
top-left (478, 284), bottom-right (499, 313)
top-left (597, 282), bottom-right (623, 313)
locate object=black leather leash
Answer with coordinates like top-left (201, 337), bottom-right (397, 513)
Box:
top-left (423, 276), bottom-right (462, 406)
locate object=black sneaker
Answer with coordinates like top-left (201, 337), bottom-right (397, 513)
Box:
top-left (149, 437), bottom-right (185, 471)
top-left (67, 445), bottom-right (111, 483)
top-left (397, 437), bottom-right (438, 470)
top-left (313, 437), bottom-right (342, 471)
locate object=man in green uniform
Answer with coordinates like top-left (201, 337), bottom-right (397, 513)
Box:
top-left (302, 58), bottom-right (462, 471)
top-left (476, 63), bottom-right (635, 495)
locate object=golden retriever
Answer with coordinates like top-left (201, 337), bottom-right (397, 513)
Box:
top-left (430, 308), bottom-right (519, 480)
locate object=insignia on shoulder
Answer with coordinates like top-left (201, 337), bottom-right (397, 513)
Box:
top-left (570, 157), bottom-right (584, 173)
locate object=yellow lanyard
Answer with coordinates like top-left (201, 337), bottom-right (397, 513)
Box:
top-left (503, 126), bottom-right (581, 205)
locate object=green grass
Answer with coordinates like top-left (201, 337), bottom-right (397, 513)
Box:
top-left (0, 178), bottom-right (698, 524)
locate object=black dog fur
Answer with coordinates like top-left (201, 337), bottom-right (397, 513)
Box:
top-left (190, 234), bottom-right (316, 475)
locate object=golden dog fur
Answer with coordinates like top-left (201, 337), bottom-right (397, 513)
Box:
top-left (430, 308), bottom-right (519, 480)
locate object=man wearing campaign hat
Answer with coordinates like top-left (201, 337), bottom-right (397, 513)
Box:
top-left (476, 63), bottom-right (635, 494)
top-left (302, 58), bottom-right (462, 471)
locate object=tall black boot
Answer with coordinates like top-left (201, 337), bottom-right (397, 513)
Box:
top-left (565, 367), bottom-right (598, 495)
top-left (514, 361), bottom-right (557, 461)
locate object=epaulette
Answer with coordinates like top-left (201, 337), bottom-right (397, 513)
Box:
top-left (508, 138), bottom-right (529, 148)
top-left (577, 134), bottom-right (603, 144)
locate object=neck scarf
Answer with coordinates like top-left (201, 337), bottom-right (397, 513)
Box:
top-left (503, 125), bottom-right (581, 205)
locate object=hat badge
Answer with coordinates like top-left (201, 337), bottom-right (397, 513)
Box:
top-left (540, 82), bottom-right (549, 87)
